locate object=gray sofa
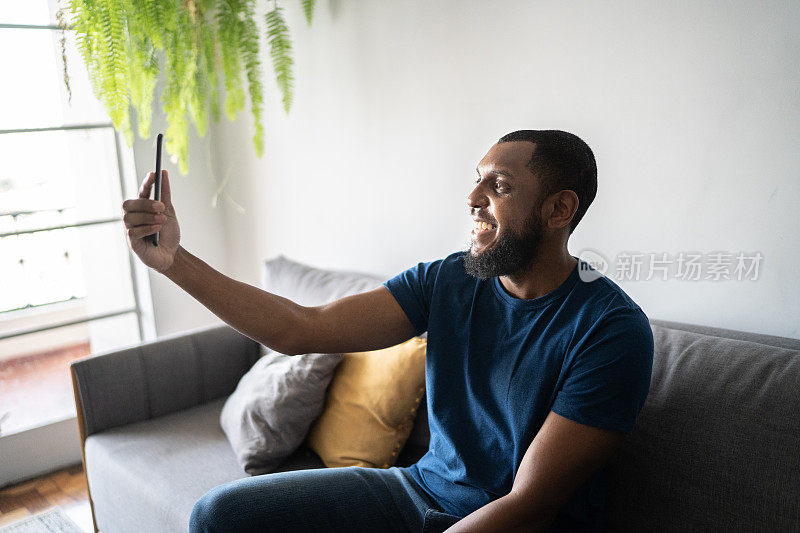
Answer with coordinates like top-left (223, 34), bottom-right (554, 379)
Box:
top-left (70, 260), bottom-right (800, 532)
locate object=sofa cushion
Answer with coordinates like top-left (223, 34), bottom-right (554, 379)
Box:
top-left (307, 337), bottom-right (427, 468)
top-left (604, 323), bottom-right (800, 532)
top-left (86, 397), bottom-right (326, 533)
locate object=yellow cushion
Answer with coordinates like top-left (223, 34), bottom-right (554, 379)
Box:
top-left (307, 337), bottom-right (427, 469)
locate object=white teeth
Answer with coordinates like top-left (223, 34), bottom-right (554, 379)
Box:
top-left (474, 221), bottom-right (495, 231)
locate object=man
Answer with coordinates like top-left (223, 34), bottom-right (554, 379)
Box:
top-left (122, 129), bottom-right (654, 532)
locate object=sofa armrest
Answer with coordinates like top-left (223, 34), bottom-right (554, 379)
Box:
top-left (70, 322), bottom-right (261, 438)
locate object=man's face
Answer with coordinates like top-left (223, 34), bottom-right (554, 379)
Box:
top-left (462, 141), bottom-right (546, 280)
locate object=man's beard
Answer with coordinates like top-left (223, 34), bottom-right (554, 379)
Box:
top-left (462, 209), bottom-right (543, 280)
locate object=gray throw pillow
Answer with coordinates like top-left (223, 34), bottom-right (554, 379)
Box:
top-left (219, 255), bottom-right (386, 475)
top-left (219, 348), bottom-right (343, 475)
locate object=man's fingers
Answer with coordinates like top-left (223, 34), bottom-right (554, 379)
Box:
top-left (122, 197), bottom-right (165, 214)
top-left (160, 169), bottom-right (171, 206)
top-left (127, 223), bottom-right (163, 240)
top-left (139, 171), bottom-right (154, 199)
top-left (138, 170), bottom-right (171, 207)
top-left (123, 211), bottom-right (167, 228)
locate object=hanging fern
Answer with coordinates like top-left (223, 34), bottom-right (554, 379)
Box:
top-left (199, 0), bottom-right (221, 124)
top-left (265, 4), bottom-right (294, 115)
top-left (70, 0), bottom-right (134, 144)
top-left (300, 0), bottom-right (315, 26)
top-left (120, 0), bottom-right (158, 139)
top-left (61, 0), bottom-right (315, 175)
top-left (162, 1), bottom-right (194, 173)
top-left (216, 0), bottom-right (246, 125)
top-left (240, 1), bottom-right (265, 156)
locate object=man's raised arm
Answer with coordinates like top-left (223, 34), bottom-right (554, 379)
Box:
top-left (163, 246), bottom-right (417, 355)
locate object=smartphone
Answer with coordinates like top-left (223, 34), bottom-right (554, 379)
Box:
top-left (150, 133), bottom-right (163, 246)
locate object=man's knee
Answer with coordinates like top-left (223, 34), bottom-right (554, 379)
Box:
top-left (189, 486), bottom-right (238, 533)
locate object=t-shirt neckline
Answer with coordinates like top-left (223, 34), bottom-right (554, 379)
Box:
top-left (491, 256), bottom-right (581, 309)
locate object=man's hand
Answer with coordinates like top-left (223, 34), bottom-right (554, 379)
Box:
top-left (122, 170), bottom-right (181, 274)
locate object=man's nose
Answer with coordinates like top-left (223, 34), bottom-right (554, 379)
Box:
top-left (467, 183), bottom-right (488, 210)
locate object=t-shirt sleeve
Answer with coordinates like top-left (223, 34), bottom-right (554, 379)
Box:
top-left (551, 307), bottom-right (654, 434)
top-left (382, 258), bottom-right (444, 337)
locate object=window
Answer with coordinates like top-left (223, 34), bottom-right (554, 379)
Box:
top-left (0, 1), bottom-right (153, 436)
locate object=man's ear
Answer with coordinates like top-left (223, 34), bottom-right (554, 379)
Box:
top-left (546, 190), bottom-right (579, 230)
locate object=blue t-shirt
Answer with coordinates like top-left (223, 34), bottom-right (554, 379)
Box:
top-left (383, 251), bottom-right (654, 531)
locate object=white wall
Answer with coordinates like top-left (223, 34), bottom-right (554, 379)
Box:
top-left (202, 0), bottom-right (799, 339)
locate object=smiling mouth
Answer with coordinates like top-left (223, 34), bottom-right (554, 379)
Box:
top-left (471, 221), bottom-right (497, 240)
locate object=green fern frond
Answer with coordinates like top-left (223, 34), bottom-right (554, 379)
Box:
top-left (190, 49), bottom-right (210, 139)
top-left (184, 2), bottom-right (209, 139)
top-left (162, 3), bottom-right (195, 174)
top-left (73, 0), bottom-right (132, 145)
top-left (300, 0), bottom-right (315, 26)
top-left (200, 11), bottom-right (221, 123)
top-left (265, 4), bottom-right (294, 114)
top-left (216, 0), bottom-right (246, 121)
top-left (142, 49), bottom-right (159, 136)
top-left (69, 1), bottom-right (105, 105)
top-left (100, 0), bottom-right (130, 130)
top-left (121, 0), bottom-right (159, 139)
top-left (145, 0), bottom-right (167, 49)
top-left (130, 48), bottom-right (159, 138)
top-left (240, 0), bottom-right (264, 156)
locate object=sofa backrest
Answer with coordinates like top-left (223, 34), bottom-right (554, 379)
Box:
top-left (262, 255), bottom-right (387, 310)
top-left (604, 320), bottom-right (800, 532)
top-left (72, 322), bottom-right (261, 437)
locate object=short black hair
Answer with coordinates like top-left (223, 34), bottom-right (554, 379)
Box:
top-left (497, 129), bottom-right (597, 234)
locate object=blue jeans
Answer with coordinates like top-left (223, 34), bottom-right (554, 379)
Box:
top-left (189, 466), bottom-right (463, 533)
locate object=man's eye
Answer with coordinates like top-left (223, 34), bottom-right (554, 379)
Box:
top-left (474, 177), bottom-right (506, 192)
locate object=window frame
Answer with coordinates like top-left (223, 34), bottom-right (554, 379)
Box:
top-left (0, 22), bottom-right (149, 344)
